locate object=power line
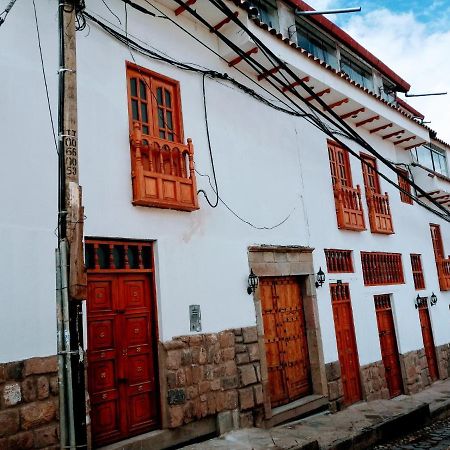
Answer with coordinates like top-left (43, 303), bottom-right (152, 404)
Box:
top-left (32, 0), bottom-right (58, 152)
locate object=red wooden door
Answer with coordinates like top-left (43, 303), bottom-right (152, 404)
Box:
top-left (418, 303), bottom-right (439, 382)
top-left (260, 277), bottom-right (311, 407)
top-left (374, 295), bottom-right (403, 398)
top-left (330, 284), bottom-right (362, 405)
top-left (87, 273), bottom-right (159, 446)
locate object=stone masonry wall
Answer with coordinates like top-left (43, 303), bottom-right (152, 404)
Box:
top-left (436, 344), bottom-right (450, 379)
top-left (0, 356), bottom-right (59, 450)
top-left (401, 349), bottom-right (431, 394)
top-left (360, 361), bottom-right (389, 401)
top-left (325, 362), bottom-right (344, 412)
top-left (162, 326), bottom-right (263, 430)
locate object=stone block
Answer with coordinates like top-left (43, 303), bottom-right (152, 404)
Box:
top-left (207, 392), bottom-right (216, 415)
top-left (186, 385), bottom-right (198, 400)
top-left (235, 344), bottom-right (247, 354)
top-left (236, 352), bottom-right (250, 365)
top-left (242, 327), bottom-right (258, 344)
top-left (253, 384), bottom-right (264, 405)
top-left (232, 328), bottom-right (242, 336)
top-left (239, 365), bottom-right (257, 386)
top-left (183, 400), bottom-right (195, 423)
top-left (167, 371), bottom-right (177, 389)
top-left (199, 381), bottom-right (210, 394)
top-left (176, 369), bottom-right (186, 387)
top-left (23, 357), bottom-right (57, 377)
top-left (33, 425), bottom-right (58, 448)
top-left (239, 411), bottom-right (254, 428)
top-left (6, 431), bottom-right (34, 449)
top-left (168, 405), bottom-right (184, 428)
top-left (163, 340), bottom-right (187, 351)
top-left (189, 335), bottom-right (204, 346)
top-left (0, 366), bottom-right (5, 384)
top-left (328, 381), bottom-right (341, 401)
top-left (274, 252), bottom-right (287, 262)
top-left (20, 400), bottom-right (56, 431)
top-left (198, 348), bottom-right (207, 365)
top-left (49, 377), bottom-right (58, 396)
top-left (218, 332), bottom-right (235, 349)
top-left (184, 367), bottom-right (193, 386)
top-left (181, 349), bottom-right (192, 366)
top-left (3, 383), bottom-right (21, 407)
top-left (224, 390), bottom-right (238, 410)
top-left (205, 334), bottom-right (218, 347)
top-left (210, 379), bottom-right (221, 391)
top-left (255, 364), bottom-right (262, 382)
top-left (263, 252), bottom-right (275, 262)
top-left (239, 387), bottom-right (254, 410)
top-left (247, 343), bottom-right (260, 362)
top-left (37, 377), bottom-right (49, 400)
top-left (213, 365), bottom-right (226, 379)
top-left (224, 361), bottom-right (237, 377)
top-left (0, 410), bottom-right (20, 438)
top-left (287, 252), bottom-right (301, 262)
top-left (192, 365), bottom-right (202, 384)
top-left (166, 350), bottom-right (182, 371)
top-left (5, 362), bottom-right (24, 382)
top-left (222, 376), bottom-right (238, 390)
top-left (204, 365), bottom-right (214, 381)
top-left (325, 361), bottom-right (341, 382)
top-left (222, 347), bottom-right (235, 361)
top-left (217, 411), bottom-right (234, 434)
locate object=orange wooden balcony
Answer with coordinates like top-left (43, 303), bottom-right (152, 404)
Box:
top-left (130, 122), bottom-right (199, 212)
top-left (366, 191), bottom-right (394, 234)
top-left (436, 258), bottom-right (450, 291)
top-left (333, 183), bottom-right (366, 231)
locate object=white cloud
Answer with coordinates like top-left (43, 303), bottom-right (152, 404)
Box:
top-left (343, 8), bottom-right (450, 143)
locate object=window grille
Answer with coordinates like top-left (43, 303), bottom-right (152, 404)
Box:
top-left (410, 254), bottom-right (425, 290)
top-left (325, 249), bottom-right (354, 273)
top-left (361, 252), bottom-right (404, 286)
top-left (397, 168), bottom-right (413, 204)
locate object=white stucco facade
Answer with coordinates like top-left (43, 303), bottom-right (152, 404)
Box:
top-left (1, 0), bottom-right (449, 380)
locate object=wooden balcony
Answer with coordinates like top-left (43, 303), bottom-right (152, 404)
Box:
top-left (366, 191), bottom-right (394, 234)
top-left (130, 122), bottom-right (199, 212)
top-left (436, 258), bottom-right (450, 291)
top-left (333, 183), bottom-right (366, 231)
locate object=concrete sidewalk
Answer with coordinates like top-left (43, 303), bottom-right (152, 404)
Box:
top-left (182, 380), bottom-right (450, 450)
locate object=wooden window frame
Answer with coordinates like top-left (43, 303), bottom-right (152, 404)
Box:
top-left (325, 249), bottom-right (354, 273)
top-left (361, 252), bottom-right (404, 286)
top-left (410, 253), bottom-right (425, 290)
top-left (397, 168), bottom-right (413, 204)
top-left (430, 223), bottom-right (450, 291)
top-left (126, 62), bottom-right (198, 212)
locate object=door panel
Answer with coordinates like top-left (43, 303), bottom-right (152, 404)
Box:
top-left (374, 295), bottom-right (403, 398)
top-left (87, 273), bottom-right (158, 447)
top-left (330, 284), bottom-right (362, 405)
top-left (260, 277), bottom-right (311, 407)
top-left (418, 306), bottom-right (439, 382)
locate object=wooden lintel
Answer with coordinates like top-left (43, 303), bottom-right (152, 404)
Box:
top-left (382, 129), bottom-right (405, 140)
top-left (394, 136), bottom-right (416, 145)
top-left (228, 47), bottom-right (258, 67)
top-left (356, 115), bottom-right (380, 127)
top-left (257, 65), bottom-right (282, 81)
top-left (175, 0), bottom-right (197, 15)
top-left (211, 11), bottom-right (239, 31)
top-left (327, 98), bottom-right (349, 109)
top-left (404, 141), bottom-right (426, 151)
top-left (305, 88), bottom-right (331, 102)
top-left (282, 76), bottom-right (310, 92)
top-left (340, 107), bottom-right (365, 120)
top-left (370, 123), bottom-right (393, 134)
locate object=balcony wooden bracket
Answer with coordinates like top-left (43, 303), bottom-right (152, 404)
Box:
top-left (404, 141), bottom-right (427, 151)
top-left (382, 129), bottom-right (405, 140)
top-left (282, 76), bottom-right (310, 92)
top-left (257, 65), bottom-right (282, 81)
top-left (370, 123), bottom-right (393, 134)
top-left (175, 0), bottom-right (197, 16)
top-left (340, 107), bottom-right (365, 119)
top-left (326, 98), bottom-right (349, 110)
top-left (305, 88), bottom-right (331, 102)
top-left (356, 115), bottom-right (380, 127)
top-left (394, 136), bottom-right (416, 145)
top-left (211, 11), bottom-right (239, 31)
top-left (228, 47), bottom-right (258, 67)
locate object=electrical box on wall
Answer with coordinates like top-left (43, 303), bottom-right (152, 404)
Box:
top-left (189, 305), bottom-right (201, 332)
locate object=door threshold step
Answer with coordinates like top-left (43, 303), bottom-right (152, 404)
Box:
top-left (264, 394), bottom-right (329, 428)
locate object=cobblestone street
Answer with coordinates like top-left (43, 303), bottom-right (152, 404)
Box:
top-left (375, 417), bottom-right (450, 450)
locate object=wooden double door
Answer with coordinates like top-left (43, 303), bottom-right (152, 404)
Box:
top-left (418, 303), bottom-right (439, 382)
top-left (374, 295), bottom-right (403, 398)
top-left (87, 273), bottom-right (159, 446)
top-left (330, 284), bottom-right (362, 405)
top-left (260, 277), bottom-right (312, 407)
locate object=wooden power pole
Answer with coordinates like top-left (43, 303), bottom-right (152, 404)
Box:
top-left (57, 0), bottom-right (87, 448)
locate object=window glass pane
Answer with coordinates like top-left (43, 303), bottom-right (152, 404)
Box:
top-left (167, 111), bottom-right (173, 130)
top-left (131, 99), bottom-right (139, 121)
top-left (141, 103), bottom-right (148, 124)
top-left (130, 78), bottom-right (137, 97)
top-left (157, 87), bottom-right (163, 105)
top-left (159, 130), bottom-right (165, 139)
top-left (158, 108), bottom-right (164, 128)
top-left (139, 80), bottom-right (147, 100)
top-left (416, 146), bottom-right (433, 169)
top-left (143, 125), bottom-right (149, 135)
top-left (168, 133), bottom-right (174, 142)
top-left (165, 89), bottom-right (172, 108)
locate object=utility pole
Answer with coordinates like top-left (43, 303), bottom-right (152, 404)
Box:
top-left (56, 0), bottom-right (87, 448)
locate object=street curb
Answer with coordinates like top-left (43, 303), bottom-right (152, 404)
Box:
top-left (325, 403), bottom-right (431, 450)
top-left (430, 398), bottom-right (450, 421)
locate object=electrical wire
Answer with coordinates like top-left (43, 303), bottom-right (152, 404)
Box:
top-left (32, 0), bottom-right (58, 153)
top-left (0, 0), bottom-right (17, 27)
top-left (101, 0), bottom-right (121, 24)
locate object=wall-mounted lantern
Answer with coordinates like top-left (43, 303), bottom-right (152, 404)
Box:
top-left (415, 294), bottom-right (427, 309)
top-left (430, 292), bottom-right (438, 306)
top-left (247, 269), bottom-right (259, 295)
top-left (315, 267), bottom-right (326, 288)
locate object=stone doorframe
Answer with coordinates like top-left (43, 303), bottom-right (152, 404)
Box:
top-left (248, 245), bottom-right (328, 419)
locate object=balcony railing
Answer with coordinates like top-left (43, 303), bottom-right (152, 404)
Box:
top-left (130, 122), bottom-right (199, 211)
top-left (366, 190), bottom-right (394, 234)
top-left (333, 183), bottom-right (366, 231)
top-left (436, 258), bottom-right (450, 291)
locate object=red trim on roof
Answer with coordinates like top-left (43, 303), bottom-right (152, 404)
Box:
top-left (287, 0), bottom-right (411, 92)
top-left (396, 97), bottom-right (425, 120)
